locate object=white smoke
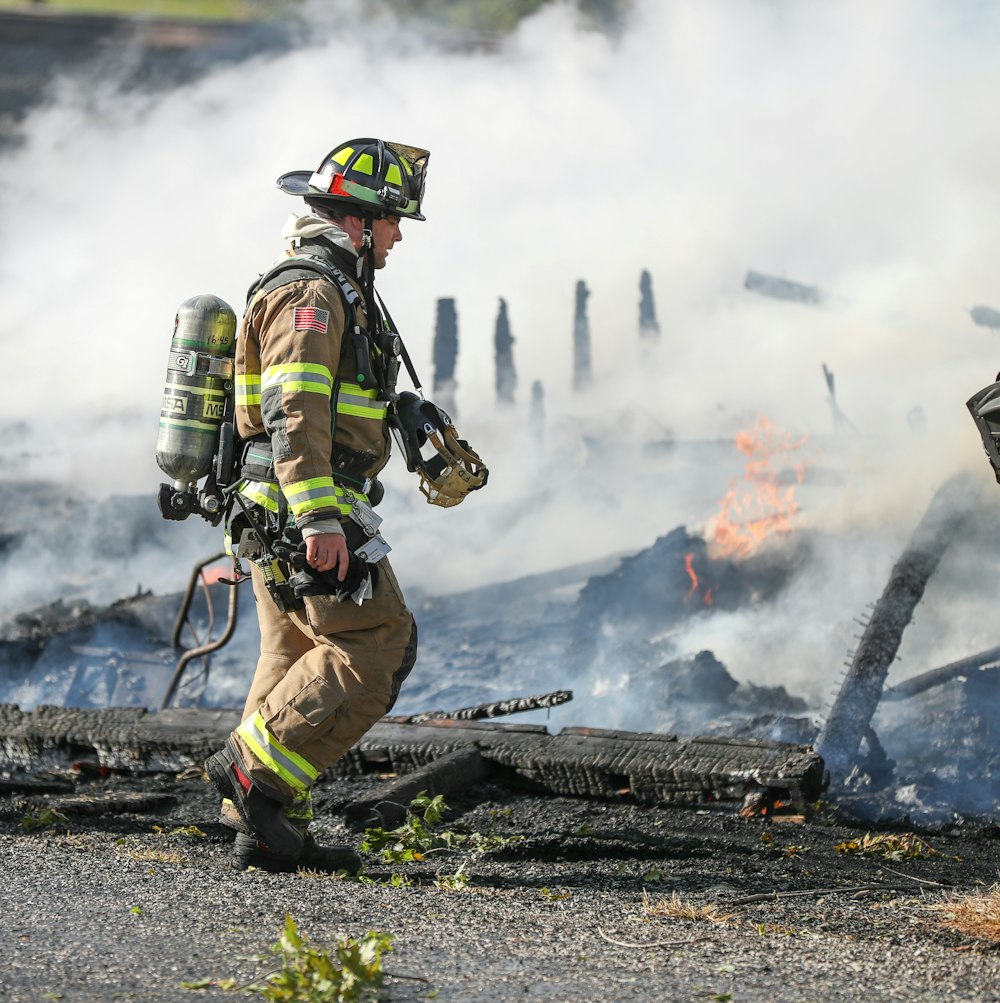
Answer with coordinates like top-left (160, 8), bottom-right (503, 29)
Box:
top-left (2, 0), bottom-right (1000, 715)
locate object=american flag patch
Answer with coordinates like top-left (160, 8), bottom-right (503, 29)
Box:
top-left (293, 306), bottom-right (329, 333)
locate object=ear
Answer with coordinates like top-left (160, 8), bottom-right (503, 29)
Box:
top-left (339, 214), bottom-right (365, 247)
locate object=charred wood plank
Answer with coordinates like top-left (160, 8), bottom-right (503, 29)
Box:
top-left (0, 705), bottom-right (825, 806)
top-left (343, 747), bottom-right (490, 829)
top-left (815, 473), bottom-right (978, 786)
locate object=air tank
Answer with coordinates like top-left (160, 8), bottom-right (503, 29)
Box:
top-left (156, 294), bottom-right (236, 495)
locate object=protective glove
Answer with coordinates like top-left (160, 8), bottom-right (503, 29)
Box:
top-left (272, 529), bottom-right (379, 601)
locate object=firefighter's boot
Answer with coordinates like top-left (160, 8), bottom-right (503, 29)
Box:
top-left (231, 832), bottom-right (362, 875)
top-left (204, 738), bottom-right (304, 859)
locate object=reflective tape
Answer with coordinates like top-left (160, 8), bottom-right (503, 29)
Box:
top-left (238, 478), bottom-right (280, 512)
top-left (262, 363), bottom-right (333, 397)
top-left (283, 476), bottom-right (352, 517)
top-left (336, 382), bottom-right (387, 420)
top-left (237, 710), bottom-right (319, 794)
top-left (236, 373), bottom-right (261, 406)
top-left (285, 789), bottom-right (314, 822)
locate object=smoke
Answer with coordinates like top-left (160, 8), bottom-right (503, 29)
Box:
top-left (2, 0), bottom-right (1000, 725)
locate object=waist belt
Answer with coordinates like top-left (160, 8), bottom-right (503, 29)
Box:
top-left (240, 436), bottom-right (374, 494)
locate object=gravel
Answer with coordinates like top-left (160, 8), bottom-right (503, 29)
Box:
top-left (2, 773), bottom-right (1000, 1002)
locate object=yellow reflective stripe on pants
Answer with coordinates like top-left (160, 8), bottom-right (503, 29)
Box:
top-left (285, 789), bottom-right (314, 822)
top-left (237, 709), bottom-right (319, 794)
top-left (238, 479), bottom-right (280, 512)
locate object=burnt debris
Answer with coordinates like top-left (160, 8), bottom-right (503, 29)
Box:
top-left (0, 703), bottom-right (825, 813)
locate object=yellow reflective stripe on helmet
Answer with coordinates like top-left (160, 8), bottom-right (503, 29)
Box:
top-left (333, 146), bottom-right (353, 166)
top-left (336, 382), bottom-right (387, 420)
top-left (237, 710), bottom-right (319, 794)
top-left (283, 476), bottom-right (352, 516)
top-left (262, 363), bottom-right (333, 397)
top-left (236, 373), bottom-right (261, 406)
top-left (354, 153), bottom-right (374, 175)
top-left (386, 163), bottom-right (403, 186)
top-left (238, 478), bottom-right (280, 512)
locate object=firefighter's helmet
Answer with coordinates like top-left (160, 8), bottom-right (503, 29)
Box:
top-left (277, 138), bottom-right (429, 221)
top-left (391, 392), bottom-right (488, 507)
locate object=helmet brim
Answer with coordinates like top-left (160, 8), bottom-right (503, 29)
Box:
top-left (276, 170), bottom-right (313, 197)
top-left (275, 170), bottom-right (425, 221)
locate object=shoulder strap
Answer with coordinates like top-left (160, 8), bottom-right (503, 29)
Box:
top-left (245, 255), bottom-right (361, 311)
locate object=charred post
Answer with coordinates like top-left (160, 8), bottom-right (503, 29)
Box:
top-left (494, 297), bottom-right (517, 406)
top-left (816, 473), bottom-right (979, 786)
top-left (639, 269), bottom-right (660, 342)
top-left (433, 297), bottom-right (458, 417)
top-left (572, 280), bottom-right (592, 392)
top-left (822, 363), bottom-right (855, 434)
top-left (530, 380), bottom-right (545, 446)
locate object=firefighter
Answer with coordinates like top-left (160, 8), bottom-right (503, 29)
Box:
top-left (204, 139), bottom-right (430, 873)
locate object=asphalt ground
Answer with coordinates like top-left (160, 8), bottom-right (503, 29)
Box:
top-left (2, 774), bottom-right (1000, 1003)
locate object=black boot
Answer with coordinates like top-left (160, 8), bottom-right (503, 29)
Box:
top-left (205, 739), bottom-right (304, 859)
top-left (231, 832), bottom-right (362, 875)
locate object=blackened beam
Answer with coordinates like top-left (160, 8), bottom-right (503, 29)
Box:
top-left (882, 644), bottom-right (1000, 701)
top-left (815, 473), bottom-right (979, 786)
top-left (408, 689), bottom-right (572, 722)
top-left (0, 703), bottom-right (824, 807)
top-left (343, 746), bottom-right (490, 829)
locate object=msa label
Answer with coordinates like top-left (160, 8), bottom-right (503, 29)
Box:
top-left (163, 393), bottom-right (187, 415)
top-left (203, 399), bottom-right (226, 420)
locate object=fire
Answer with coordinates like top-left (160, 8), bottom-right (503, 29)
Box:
top-left (200, 563), bottom-right (231, 586)
top-left (709, 417), bottom-right (807, 559)
top-left (683, 552), bottom-right (714, 606)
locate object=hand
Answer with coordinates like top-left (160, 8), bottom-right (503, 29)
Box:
top-left (305, 532), bottom-right (349, 580)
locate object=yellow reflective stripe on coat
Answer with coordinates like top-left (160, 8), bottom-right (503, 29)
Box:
top-left (236, 373), bottom-right (261, 406)
top-left (336, 382), bottom-right (387, 420)
top-left (262, 363), bottom-right (333, 397)
top-left (237, 710), bottom-right (319, 794)
top-left (237, 478), bottom-right (280, 512)
top-left (283, 476), bottom-right (352, 516)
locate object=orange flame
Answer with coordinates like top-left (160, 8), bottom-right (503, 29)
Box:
top-left (683, 552), bottom-right (715, 606)
top-left (200, 563), bottom-right (231, 586)
top-left (709, 417), bottom-right (807, 559)
top-left (684, 552), bottom-right (698, 599)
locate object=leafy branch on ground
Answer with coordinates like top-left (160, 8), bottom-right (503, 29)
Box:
top-left (181, 914), bottom-right (392, 1001)
top-left (834, 832), bottom-right (940, 861)
top-left (360, 792), bottom-right (519, 865)
top-left (21, 806), bottom-right (70, 831)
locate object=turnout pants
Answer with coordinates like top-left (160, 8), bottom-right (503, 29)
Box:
top-left (229, 558), bottom-right (417, 811)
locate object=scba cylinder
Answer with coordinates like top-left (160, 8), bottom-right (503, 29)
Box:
top-left (156, 294), bottom-right (237, 488)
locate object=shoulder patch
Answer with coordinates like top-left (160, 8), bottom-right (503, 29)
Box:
top-left (293, 306), bottom-right (330, 334)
